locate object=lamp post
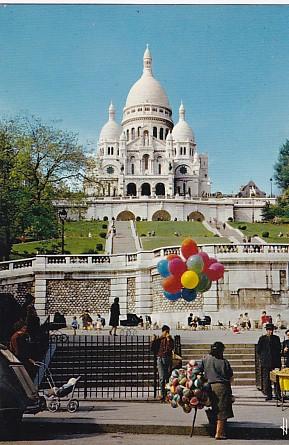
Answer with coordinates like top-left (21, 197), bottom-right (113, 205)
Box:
top-left (270, 177), bottom-right (273, 198)
top-left (58, 208), bottom-right (67, 254)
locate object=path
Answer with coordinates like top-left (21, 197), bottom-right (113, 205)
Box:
top-left (112, 221), bottom-right (137, 254)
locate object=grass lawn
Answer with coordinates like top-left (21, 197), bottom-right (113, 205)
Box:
top-left (12, 221), bottom-right (108, 257)
top-left (229, 221), bottom-right (289, 243)
top-left (136, 221), bottom-right (230, 250)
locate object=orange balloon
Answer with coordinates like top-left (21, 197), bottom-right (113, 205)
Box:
top-left (167, 254), bottom-right (181, 261)
top-left (162, 275), bottom-right (182, 294)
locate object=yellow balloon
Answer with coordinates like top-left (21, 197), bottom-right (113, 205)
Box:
top-left (181, 270), bottom-right (199, 289)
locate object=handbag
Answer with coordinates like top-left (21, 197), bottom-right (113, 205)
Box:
top-left (172, 351), bottom-right (182, 369)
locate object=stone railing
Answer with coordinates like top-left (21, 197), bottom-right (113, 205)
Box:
top-left (0, 258), bottom-right (35, 272)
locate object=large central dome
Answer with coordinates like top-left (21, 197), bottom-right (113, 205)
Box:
top-left (125, 46), bottom-right (170, 109)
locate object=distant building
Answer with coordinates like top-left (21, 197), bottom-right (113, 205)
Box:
top-left (237, 181), bottom-right (266, 198)
top-left (84, 46), bottom-right (211, 199)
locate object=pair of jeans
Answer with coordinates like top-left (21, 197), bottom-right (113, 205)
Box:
top-left (157, 356), bottom-right (171, 399)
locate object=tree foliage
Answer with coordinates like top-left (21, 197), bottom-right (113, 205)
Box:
top-left (274, 139), bottom-right (289, 191)
top-left (0, 115), bottom-right (87, 260)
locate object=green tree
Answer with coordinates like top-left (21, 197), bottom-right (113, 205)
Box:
top-left (0, 115), bottom-right (87, 260)
top-left (274, 139), bottom-right (289, 191)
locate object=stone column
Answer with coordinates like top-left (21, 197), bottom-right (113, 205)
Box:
top-left (135, 270), bottom-right (152, 314)
top-left (202, 281), bottom-right (218, 313)
top-left (34, 275), bottom-right (47, 317)
top-left (110, 276), bottom-right (128, 314)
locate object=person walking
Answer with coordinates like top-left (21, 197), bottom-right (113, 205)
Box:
top-left (151, 325), bottom-right (174, 402)
top-left (200, 341), bottom-right (234, 440)
top-left (109, 297), bottom-right (120, 336)
top-left (282, 329), bottom-right (289, 367)
top-left (256, 323), bottom-right (281, 400)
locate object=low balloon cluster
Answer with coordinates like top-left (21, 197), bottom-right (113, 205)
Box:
top-left (157, 238), bottom-right (224, 302)
top-left (166, 360), bottom-right (211, 413)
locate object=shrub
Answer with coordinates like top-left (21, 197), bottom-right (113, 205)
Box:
top-left (83, 249), bottom-right (95, 254)
top-left (238, 225), bottom-right (247, 230)
top-left (214, 234), bottom-right (220, 237)
top-left (262, 231), bottom-right (269, 238)
top-left (140, 233), bottom-right (146, 237)
top-left (227, 217), bottom-right (233, 222)
top-left (99, 232), bottom-right (106, 239)
top-left (103, 216), bottom-right (108, 221)
top-left (136, 216), bottom-right (141, 221)
top-left (96, 243), bottom-right (103, 251)
top-left (102, 224), bottom-right (107, 229)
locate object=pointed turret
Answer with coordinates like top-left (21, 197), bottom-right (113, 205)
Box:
top-left (143, 43), bottom-right (152, 75)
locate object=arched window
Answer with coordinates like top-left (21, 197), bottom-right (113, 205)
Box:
top-left (143, 154), bottom-right (149, 170)
top-left (137, 127), bottom-right (141, 137)
top-left (180, 146), bottom-right (183, 155)
top-left (107, 146), bottom-right (110, 155)
top-left (160, 128), bottom-right (164, 140)
top-left (155, 183), bottom-right (165, 196)
top-left (165, 129), bottom-right (169, 139)
top-left (126, 129), bottom-right (129, 141)
top-left (141, 183), bottom-right (151, 196)
top-left (183, 147), bottom-right (186, 155)
top-left (111, 146), bottom-right (114, 155)
top-left (127, 183), bottom-right (137, 196)
top-left (153, 127), bottom-right (157, 138)
top-left (131, 128), bottom-right (135, 139)
top-left (158, 164), bottom-right (161, 174)
top-left (131, 164), bottom-right (134, 175)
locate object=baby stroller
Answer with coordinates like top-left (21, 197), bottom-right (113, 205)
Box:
top-left (37, 362), bottom-right (81, 413)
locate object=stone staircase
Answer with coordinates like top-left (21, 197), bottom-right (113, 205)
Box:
top-left (181, 343), bottom-right (256, 386)
top-left (112, 221), bottom-right (137, 254)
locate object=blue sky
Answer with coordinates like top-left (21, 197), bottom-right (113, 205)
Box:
top-left (1, 4), bottom-right (289, 194)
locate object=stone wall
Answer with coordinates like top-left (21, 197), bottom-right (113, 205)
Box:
top-left (46, 279), bottom-right (110, 315)
top-left (127, 277), bottom-right (136, 313)
top-left (218, 288), bottom-right (273, 310)
top-left (152, 275), bottom-right (204, 312)
top-left (0, 281), bottom-right (34, 305)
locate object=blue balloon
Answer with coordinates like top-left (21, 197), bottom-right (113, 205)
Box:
top-left (164, 291), bottom-right (182, 301)
top-left (181, 288), bottom-right (197, 302)
top-left (157, 259), bottom-right (170, 277)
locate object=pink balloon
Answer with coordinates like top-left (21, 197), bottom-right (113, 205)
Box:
top-left (169, 257), bottom-right (187, 277)
top-left (203, 257), bottom-right (217, 273)
top-left (206, 262), bottom-right (225, 281)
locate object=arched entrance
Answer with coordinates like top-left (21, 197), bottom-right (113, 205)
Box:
top-left (127, 183), bottom-right (136, 196)
top-left (152, 210), bottom-right (171, 221)
top-left (155, 183), bottom-right (165, 196)
top-left (117, 211), bottom-right (135, 221)
top-left (141, 183), bottom-right (151, 196)
top-left (187, 211), bottom-right (205, 222)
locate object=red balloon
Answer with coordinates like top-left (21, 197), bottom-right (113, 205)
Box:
top-left (181, 239), bottom-right (198, 259)
top-left (169, 258), bottom-right (187, 277)
top-left (162, 275), bottom-right (182, 293)
top-left (167, 253), bottom-right (181, 261)
top-left (206, 262), bottom-right (225, 281)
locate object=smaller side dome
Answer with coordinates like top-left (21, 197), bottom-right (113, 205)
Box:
top-left (171, 102), bottom-right (195, 142)
top-left (99, 102), bottom-right (122, 142)
top-left (166, 131), bottom-right (173, 141)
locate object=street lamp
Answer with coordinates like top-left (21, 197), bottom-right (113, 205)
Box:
top-left (270, 177), bottom-right (273, 198)
top-left (58, 208), bottom-right (67, 254)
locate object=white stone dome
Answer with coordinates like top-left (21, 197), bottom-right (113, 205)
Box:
top-left (99, 103), bottom-right (122, 141)
top-left (172, 102), bottom-right (195, 142)
top-left (125, 46), bottom-right (170, 109)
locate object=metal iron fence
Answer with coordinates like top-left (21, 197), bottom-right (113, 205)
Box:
top-left (36, 334), bottom-right (181, 400)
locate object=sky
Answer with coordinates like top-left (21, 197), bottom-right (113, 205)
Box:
top-left (1, 4), bottom-right (289, 195)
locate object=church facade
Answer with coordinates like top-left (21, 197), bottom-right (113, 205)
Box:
top-left (84, 46), bottom-right (211, 200)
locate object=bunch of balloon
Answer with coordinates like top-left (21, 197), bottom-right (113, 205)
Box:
top-left (157, 238), bottom-right (225, 302)
top-left (166, 360), bottom-right (212, 436)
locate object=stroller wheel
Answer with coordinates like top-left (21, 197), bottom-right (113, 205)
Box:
top-left (60, 333), bottom-right (69, 343)
top-left (67, 399), bottom-right (79, 413)
top-left (47, 399), bottom-right (60, 412)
